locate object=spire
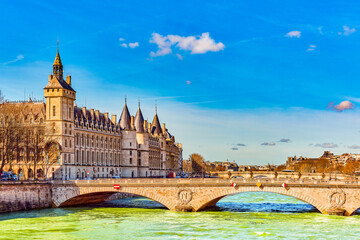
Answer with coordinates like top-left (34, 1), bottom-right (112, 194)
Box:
top-left (53, 41), bottom-right (63, 79)
top-left (119, 101), bottom-right (131, 130)
top-left (134, 101), bottom-right (144, 132)
top-left (151, 112), bottom-right (162, 136)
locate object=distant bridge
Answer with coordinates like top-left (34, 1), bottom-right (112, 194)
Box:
top-left (210, 171), bottom-right (353, 181)
top-left (52, 178), bottom-right (360, 216)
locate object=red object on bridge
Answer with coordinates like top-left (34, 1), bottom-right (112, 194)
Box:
top-left (282, 183), bottom-right (287, 188)
top-left (231, 182), bottom-right (236, 187)
top-left (113, 184), bottom-right (120, 190)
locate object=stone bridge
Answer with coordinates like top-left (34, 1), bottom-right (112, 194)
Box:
top-left (51, 178), bottom-right (360, 216)
top-left (211, 171), bottom-right (352, 181)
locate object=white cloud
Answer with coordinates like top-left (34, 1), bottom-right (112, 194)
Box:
top-left (285, 31), bottom-right (301, 38)
top-left (314, 143), bottom-right (338, 148)
top-left (279, 138), bottom-right (291, 143)
top-left (307, 45), bottom-right (316, 51)
top-left (119, 38), bottom-right (125, 41)
top-left (339, 26), bottom-right (356, 36)
top-left (4, 54), bottom-right (24, 65)
top-left (128, 42), bottom-right (139, 48)
top-left (328, 101), bottom-right (355, 112)
top-left (186, 80), bottom-right (192, 85)
top-left (120, 43), bottom-right (128, 48)
top-left (149, 32), bottom-right (225, 58)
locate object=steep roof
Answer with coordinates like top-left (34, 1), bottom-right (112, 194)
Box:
top-left (134, 107), bottom-right (145, 132)
top-left (44, 75), bottom-right (75, 91)
top-left (151, 113), bottom-right (162, 135)
top-left (119, 103), bottom-right (131, 130)
top-left (53, 51), bottom-right (62, 66)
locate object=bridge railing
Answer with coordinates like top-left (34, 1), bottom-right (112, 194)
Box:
top-left (50, 178), bottom-right (360, 187)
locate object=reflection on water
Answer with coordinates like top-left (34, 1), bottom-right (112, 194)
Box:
top-left (0, 192), bottom-right (359, 239)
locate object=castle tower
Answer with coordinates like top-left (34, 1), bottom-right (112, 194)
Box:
top-left (44, 44), bottom-right (76, 179)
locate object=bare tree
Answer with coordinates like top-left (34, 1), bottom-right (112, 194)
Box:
top-left (190, 153), bottom-right (205, 174)
top-left (40, 142), bottom-right (60, 180)
top-left (0, 90), bottom-right (4, 104)
top-left (0, 104), bottom-right (22, 174)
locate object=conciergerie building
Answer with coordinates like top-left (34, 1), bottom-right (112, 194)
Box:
top-left (4, 47), bottom-right (183, 180)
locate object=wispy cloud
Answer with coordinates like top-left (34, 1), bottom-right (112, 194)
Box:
top-left (285, 31), bottom-right (301, 38)
top-left (339, 26), bottom-right (356, 36)
top-left (176, 54), bottom-right (183, 60)
top-left (149, 32), bottom-right (225, 58)
top-left (328, 101), bottom-right (354, 112)
top-left (348, 145), bottom-right (360, 149)
top-left (279, 138), bottom-right (291, 143)
top-left (314, 143), bottom-right (338, 148)
top-left (4, 54), bottom-right (24, 65)
top-left (236, 143), bottom-right (246, 146)
top-left (231, 147), bottom-right (238, 151)
top-left (307, 45), bottom-right (316, 51)
top-left (119, 38), bottom-right (125, 41)
top-left (186, 80), bottom-right (192, 85)
top-left (261, 142), bottom-right (276, 146)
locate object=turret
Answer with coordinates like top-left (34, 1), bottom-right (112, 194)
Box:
top-left (119, 100), bottom-right (131, 130)
top-left (134, 103), bottom-right (145, 132)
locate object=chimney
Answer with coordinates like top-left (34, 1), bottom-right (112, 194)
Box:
top-left (66, 75), bottom-right (72, 86)
top-left (162, 123), bottom-right (166, 134)
top-left (90, 109), bottom-right (94, 118)
top-left (131, 115), bottom-right (135, 129)
top-left (148, 122), bottom-right (151, 133)
top-left (144, 120), bottom-right (148, 132)
top-left (111, 115), bottom-right (117, 124)
top-left (95, 110), bottom-right (100, 119)
top-left (104, 112), bottom-right (109, 121)
top-left (82, 107), bottom-right (86, 116)
top-left (48, 75), bottom-right (52, 82)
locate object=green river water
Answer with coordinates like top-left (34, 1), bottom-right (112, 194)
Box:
top-left (0, 192), bottom-right (359, 239)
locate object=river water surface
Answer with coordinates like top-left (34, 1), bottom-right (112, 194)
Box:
top-left (0, 192), bottom-right (359, 239)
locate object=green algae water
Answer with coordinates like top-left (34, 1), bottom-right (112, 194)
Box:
top-left (1, 192), bottom-right (360, 239)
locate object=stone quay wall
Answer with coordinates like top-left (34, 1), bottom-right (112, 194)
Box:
top-left (0, 182), bottom-right (52, 213)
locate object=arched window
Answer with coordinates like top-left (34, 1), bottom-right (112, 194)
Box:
top-left (53, 106), bottom-right (56, 117)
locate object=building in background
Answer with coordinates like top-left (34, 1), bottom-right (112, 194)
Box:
top-left (0, 47), bottom-right (182, 179)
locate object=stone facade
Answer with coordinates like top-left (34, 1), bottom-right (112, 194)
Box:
top-left (1, 47), bottom-right (182, 180)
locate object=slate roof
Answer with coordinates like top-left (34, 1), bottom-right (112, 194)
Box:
top-left (151, 113), bottom-right (162, 135)
top-left (44, 75), bottom-right (75, 92)
top-left (119, 103), bottom-right (131, 130)
top-left (134, 107), bottom-right (145, 132)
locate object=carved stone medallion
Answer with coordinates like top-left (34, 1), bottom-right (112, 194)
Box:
top-left (329, 190), bottom-right (346, 208)
top-left (177, 189), bottom-right (193, 205)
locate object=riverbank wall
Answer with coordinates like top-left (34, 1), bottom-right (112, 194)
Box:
top-left (0, 182), bottom-right (52, 213)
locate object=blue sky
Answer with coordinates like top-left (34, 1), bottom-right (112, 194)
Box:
top-left (1, 0), bottom-right (360, 164)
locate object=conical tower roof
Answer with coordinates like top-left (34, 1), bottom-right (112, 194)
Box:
top-left (151, 113), bottom-right (162, 135)
top-left (119, 102), bottom-right (131, 130)
top-left (134, 106), bottom-right (145, 132)
top-left (53, 51), bottom-right (62, 66)
top-left (53, 41), bottom-right (62, 66)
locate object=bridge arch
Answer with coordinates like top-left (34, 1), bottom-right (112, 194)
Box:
top-left (193, 186), bottom-right (327, 214)
top-left (52, 186), bottom-right (175, 210)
